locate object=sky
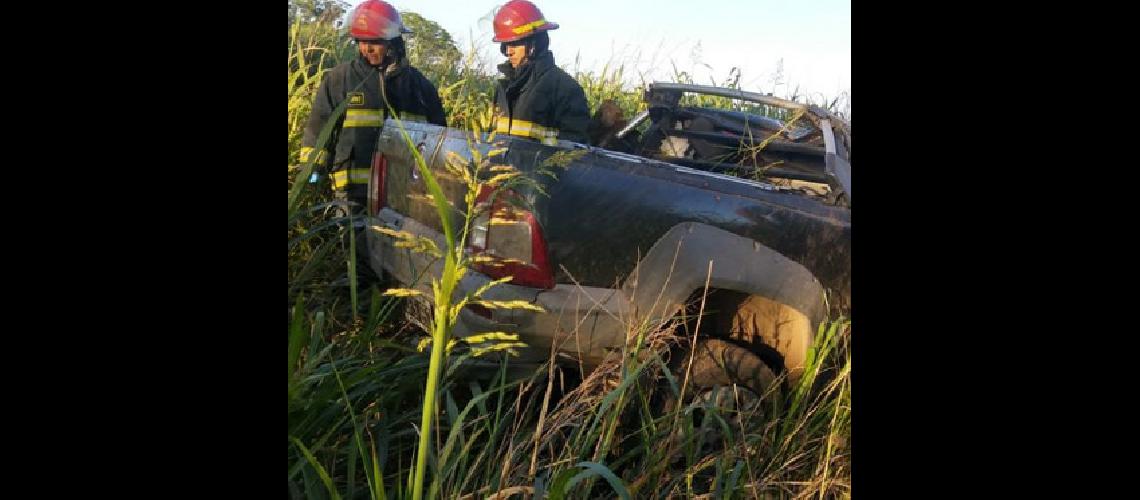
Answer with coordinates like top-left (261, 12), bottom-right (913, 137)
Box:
top-left (342, 0), bottom-right (850, 105)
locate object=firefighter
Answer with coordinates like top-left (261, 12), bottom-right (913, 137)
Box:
top-left (299, 0), bottom-right (446, 291)
top-left (491, 0), bottom-right (590, 145)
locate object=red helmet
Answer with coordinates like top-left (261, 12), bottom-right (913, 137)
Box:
top-left (348, 0), bottom-right (412, 41)
top-left (492, 0), bottom-right (559, 43)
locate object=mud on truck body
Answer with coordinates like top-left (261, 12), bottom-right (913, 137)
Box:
top-left (363, 82), bottom-right (851, 395)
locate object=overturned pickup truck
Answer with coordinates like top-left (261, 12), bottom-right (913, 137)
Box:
top-left (364, 82), bottom-right (850, 395)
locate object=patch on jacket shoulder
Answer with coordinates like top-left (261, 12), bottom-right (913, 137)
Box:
top-left (347, 92), bottom-right (365, 106)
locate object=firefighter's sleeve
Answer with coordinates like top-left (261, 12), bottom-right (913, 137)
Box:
top-left (554, 78), bottom-right (591, 144)
top-left (418, 73), bottom-right (447, 127)
top-left (300, 75), bottom-right (337, 175)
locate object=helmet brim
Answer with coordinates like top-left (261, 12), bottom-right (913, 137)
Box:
top-left (492, 22), bottom-right (558, 43)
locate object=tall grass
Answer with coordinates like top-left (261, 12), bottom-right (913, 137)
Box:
top-left (288, 10), bottom-right (850, 499)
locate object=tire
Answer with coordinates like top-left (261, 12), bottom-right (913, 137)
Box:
top-left (657, 338), bottom-right (784, 429)
top-left (676, 338), bottom-right (779, 398)
top-left (662, 291), bottom-right (814, 410)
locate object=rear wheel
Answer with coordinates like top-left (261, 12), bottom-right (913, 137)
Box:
top-left (675, 338), bottom-right (779, 398)
top-left (664, 291), bottom-right (814, 409)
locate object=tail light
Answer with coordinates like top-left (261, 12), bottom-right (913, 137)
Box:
top-left (468, 186), bottom-right (554, 289)
top-left (369, 153), bottom-right (388, 216)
